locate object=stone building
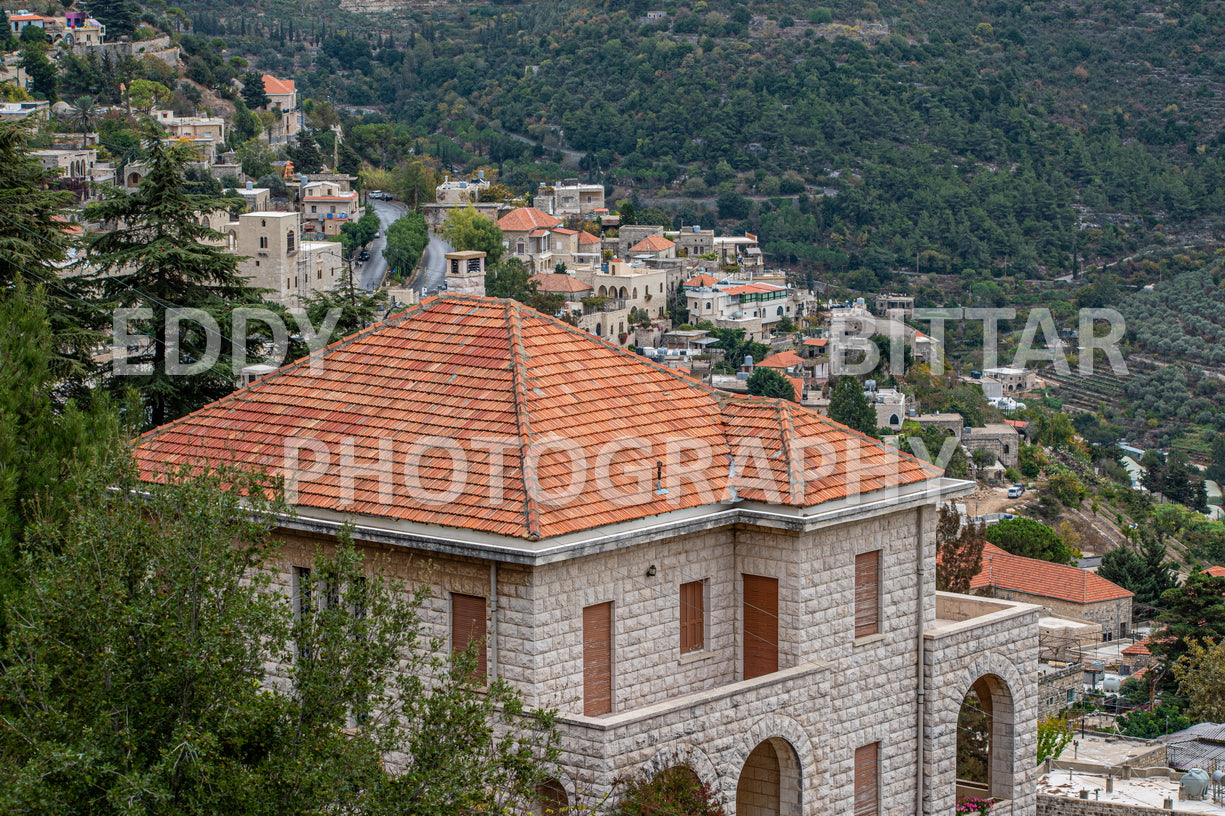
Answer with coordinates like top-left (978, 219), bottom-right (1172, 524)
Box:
top-left (971, 544), bottom-right (1134, 641)
top-left (133, 295), bottom-right (1040, 816)
top-left (226, 211), bottom-right (344, 309)
top-left (961, 423), bottom-right (1020, 469)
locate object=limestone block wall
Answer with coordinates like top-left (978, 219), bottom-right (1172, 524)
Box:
top-left (925, 595), bottom-right (1041, 816)
top-left (991, 591), bottom-right (1132, 641)
top-left (1035, 795), bottom-right (1170, 815)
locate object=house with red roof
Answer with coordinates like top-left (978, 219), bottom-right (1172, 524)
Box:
top-left (133, 295), bottom-right (1041, 816)
top-left (971, 543), bottom-right (1133, 640)
top-left (300, 180), bottom-right (359, 236)
top-left (686, 278), bottom-right (796, 338)
top-left (258, 75), bottom-right (301, 144)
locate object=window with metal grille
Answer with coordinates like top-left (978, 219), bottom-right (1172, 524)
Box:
top-left (854, 742), bottom-right (879, 816)
top-left (854, 551), bottom-right (880, 639)
top-left (680, 580), bottom-right (705, 655)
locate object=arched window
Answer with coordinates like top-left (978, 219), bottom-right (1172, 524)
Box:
top-left (632, 288), bottom-right (638, 300)
top-left (706, 302), bottom-right (712, 310)
top-left (287, 230), bottom-right (295, 252)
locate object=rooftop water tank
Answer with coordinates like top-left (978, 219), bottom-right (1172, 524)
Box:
top-left (1182, 768), bottom-right (1210, 799)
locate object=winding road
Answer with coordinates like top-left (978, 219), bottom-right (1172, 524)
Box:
top-left (357, 198), bottom-right (406, 291)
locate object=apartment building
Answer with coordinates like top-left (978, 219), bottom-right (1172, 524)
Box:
top-left (227, 211), bottom-right (343, 309)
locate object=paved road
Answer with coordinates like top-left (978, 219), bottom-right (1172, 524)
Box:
top-left (357, 199), bottom-right (406, 290)
top-left (418, 234), bottom-right (454, 294)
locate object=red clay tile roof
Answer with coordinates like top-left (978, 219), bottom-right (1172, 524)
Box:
top-left (629, 235), bottom-right (675, 252)
top-left (787, 376), bottom-right (804, 401)
top-left (971, 543), bottom-right (1133, 604)
top-left (578, 231), bottom-right (601, 245)
top-left (530, 273), bottom-right (592, 294)
top-left (1122, 639), bottom-right (1151, 656)
top-left (1205, 566), bottom-right (1225, 578)
top-left (685, 273), bottom-right (718, 288)
top-left (134, 296), bottom-right (941, 541)
top-left (497, 207), bottom-right (562, 232)
top-left (758, 350), bottom-right (803, 370)
top-left (1004, 419), bottom-right (1029, 429)
top-left (527, 228), bottom-right (549, 238)
top-left (262, 75), bottom-right (295, 95)
top-left (802, 338), bottom-right (828, 347)
top-left (551, 227), bottom-right (578, 236)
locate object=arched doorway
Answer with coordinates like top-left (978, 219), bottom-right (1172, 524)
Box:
top-left (736, 738), bottom-right (801, 816)
top-left (535, 777), bottom-right (568, 815)
top-left (957, 673), bottom-right (1017, 804)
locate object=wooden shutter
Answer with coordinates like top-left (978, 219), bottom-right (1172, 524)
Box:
top-left (583, 602), bottom-right (613, 716)
top-left (743, 574), bottom-right (778, 680)
top-left (854, 742), bottom-right (879, 816)
top-left (680, 580), bottom-right (705, 654)
top-left (451, 593), bottom-right (487, 679)
top-left (855, 551), bottom-right (880, 638)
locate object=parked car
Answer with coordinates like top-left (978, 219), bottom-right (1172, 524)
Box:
top-left (358, 249), bottom-right (370, 262)
top-left (1007, 484), bottom-right (1024, 498)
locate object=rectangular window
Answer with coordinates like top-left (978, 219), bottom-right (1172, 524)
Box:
top-left (451, 593), bottom-right (487, 679)
top-left (293, 566), bottom-right (313, 661)
top-left (743, 574), bottom-right (778, 680)
top-left (680, 580), bottom-right (705, 655)
top-left (583, 602), bottom-right (613, 716)
top-left (854, 742), bottom-right (879, 816)
top-left (1067, 689), bottom-right (1076, 704)
top-left (259, 236), bottom-right (268, 249)
top-left (854, 551), bottom-right (880, 639)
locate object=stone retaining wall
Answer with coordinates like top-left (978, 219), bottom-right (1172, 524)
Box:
top-left (1036, 793), bottom-right (1171, 815)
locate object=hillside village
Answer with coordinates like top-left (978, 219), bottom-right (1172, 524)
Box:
top-left (8, 3), bottom-right (1225, 816)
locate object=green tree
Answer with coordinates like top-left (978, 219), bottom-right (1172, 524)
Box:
top-left (300, 270), bottom-right (388, 341)
top-left (1153, 572), bottom-right (1225, 666)
top-left (936, 503), bottom-right (985, 593)
top-left (0, 9), bottom-right (17, 52)
top-left (485, 256), bottom-right (535, 301)
top-left (85, 0), bottom-right (139, 39)
top-left (1115, 705), bottom-right (1191, 739)
top-left (0, 120), bottom-right (96, 381)
top-left (0, 463), bottom-right (561, 814)
top-left (229, 100), bottom-right (261, 145)
top-left (83, 121), bottom-right (268, 429)
top-left (340, 208), bottom-right (380, 252)
top-left (1098, 534), bottom-right (1176, 607)
top-left (1037, 717), bottom-right (1073, 765)
top-left (1047, 471), bottom-right (1086, 508)
top-left (19, 39), bottom-right (57, 102)
top-left (67, 95), bottom-right (100, 148)
top-left (747, 367), bottom-right (796, 401)
top-left (441, 206), bottom-right (504, 264)
top-left (289, 128), bottom-right (325, 174)
top-left (240, 70), bottom-right (269, 110)
top-left (383, 210), bottom-right (428, 278)
top-left (0, 280), bottom-right (120, 637)
top-left (1173, 638), bottom-right (1225, 724)
top-left (985, 517), bottom-right (1080, 565)
top-left (125, 78), bottom-right (171, 113)
top-left (829, 375), bottom-right (876, 435)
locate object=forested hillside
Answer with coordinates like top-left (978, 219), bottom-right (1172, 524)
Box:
top-left (168, 0), bottom-right (1225, 280)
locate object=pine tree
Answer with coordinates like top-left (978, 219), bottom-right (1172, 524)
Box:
top-left (0, 9), bottom-right (17, 51)
top-left (0, 120), bottom-right (97, 382)
top-left (240, 71), bottom-right (269, 110)
top-left (746, 367), bottom-right (796, 401)
top-left (19, 39), bottom-right (58, 102)
top-left (85, 0), bottom-right (138, 39)
top-left (290, 128), bottom-right (325, 174)
top-left (828, 375), bottom-right (877, 435)
top-left (936, 504), bottom-right (986, 593)
top-left (83, 121), bottom-right (270, 429)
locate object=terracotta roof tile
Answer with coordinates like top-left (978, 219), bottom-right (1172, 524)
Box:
top-left (758, 350), bottom-right (803, 369)
top-left (1204, 566), bottom-right (1225, 578)
top-left (497, 207), bottom-right (562, 232)
top-left (629, 235), bottom-right (675, 252)
top-left (685, 273), bottom-right (718, 287)
top-left (802, 338), bottom-right (828, 347)
top-left (262, 75), bottom-right (295, 95)
top-left (531, 273), bottom-right (592, 294)
top-left (134, 297), bottom-right (943, 541)
top-left (578, 231), bottom-right (602, 245)
top-left (723, 282), bottom-right (786, 296)
top-left (971, 543), bottom-right (1133, 604)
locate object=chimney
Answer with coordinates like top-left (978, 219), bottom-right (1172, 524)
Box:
top-left (743, 355), bottom-right (754, 373)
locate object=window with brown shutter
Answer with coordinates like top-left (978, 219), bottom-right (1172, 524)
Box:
top-left (680, 580), bottom-right (705, 655)
top-left (583, 602), bottom-right (613, 716)
top-left (855, 551), bottom-right (880, 639)
top-left (451, 593), bottom-right (487, 679)
top-left (854, 742), bottom-right (879, 816)
top-left (743, 574), bottom-right (778, 680)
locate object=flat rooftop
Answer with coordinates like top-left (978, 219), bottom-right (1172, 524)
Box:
top-left (1039, 771), bottom-right (1225, 813)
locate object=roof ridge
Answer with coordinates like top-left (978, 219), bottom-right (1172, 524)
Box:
top-left (505, 301), bottom-right (543, 541)
top-left (775, 400), bottom-right (804, 503)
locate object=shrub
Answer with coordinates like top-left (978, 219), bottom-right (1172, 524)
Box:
top-left (610, 766), bottom-right (727, 816)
